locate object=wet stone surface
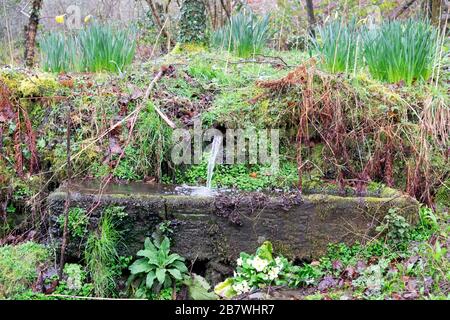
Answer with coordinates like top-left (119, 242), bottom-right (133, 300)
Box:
top-left (47, 181), bottom-right (419, 279)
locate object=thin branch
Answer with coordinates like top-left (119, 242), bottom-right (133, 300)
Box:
top-left (58, 104), bottom-right (72, 278)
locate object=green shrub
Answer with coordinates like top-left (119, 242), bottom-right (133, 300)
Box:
top-left (375, 208), bottom-right (412, 242)
top-left (363, 19), bottom-right (438, 85)
top-left (54, 263), bottom-right (94, 297)
top-left (211, 9), bottom-right (271, 58)
top-left (40, 23), bottom-right (136, 73)
top-left (0, 242), bottom-right (49, 299)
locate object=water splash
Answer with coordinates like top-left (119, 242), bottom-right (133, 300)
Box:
top-left (206, 135), bottom-right (222, 189)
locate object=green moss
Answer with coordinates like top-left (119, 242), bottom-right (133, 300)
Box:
top-left (171, 43), bottom-right (207, 55)
top-left (0, 242), bottom-right (49, 299)
top-left (0, 68), bottom-right (26, 92)
top-left (18, 74), bottom-right (59, 97)
top-left (435, 179), bottom-right (450, 208)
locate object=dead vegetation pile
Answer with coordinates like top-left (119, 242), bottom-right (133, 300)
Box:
top-left (254, 60), bottom-right (449, 205)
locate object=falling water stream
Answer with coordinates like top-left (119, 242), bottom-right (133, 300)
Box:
top-left (173, 135), bottom-right (223, 197)
top-left (206, 135), bottom-right (223, 189)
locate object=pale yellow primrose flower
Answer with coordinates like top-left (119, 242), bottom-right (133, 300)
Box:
top-left (232, 280), bottom-right (250, 295)
top-left (251, 256), bottom-right (269, 272)
top-left (268, 266), bottom-right (281, 280)
top-left (275, 257), bottom-right (283, 267)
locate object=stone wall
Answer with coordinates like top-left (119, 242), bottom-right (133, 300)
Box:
top-left (47, 182), bottom-right (419, 274)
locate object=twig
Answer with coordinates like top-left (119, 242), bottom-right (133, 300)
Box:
top-left (144, 68), bottom-right (176, 129)
top-left (219, 0), bottom-right (231, 19)
top-left (58, 104), bottom-right (72, 278)
top-left (85, 66), bottom-right (175, 216)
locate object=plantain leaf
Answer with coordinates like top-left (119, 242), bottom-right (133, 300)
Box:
top-left (167, 268), bottom-right (183, 280)
top-left (146, 271), bottom-right (156, 289)
top-left (156, 268), bottom-right (166, 284)
top-left (129, 258), bottom-right (151, 274)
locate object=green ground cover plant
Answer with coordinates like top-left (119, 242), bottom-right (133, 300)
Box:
top-left (0, 242), bottom-right (48, 298)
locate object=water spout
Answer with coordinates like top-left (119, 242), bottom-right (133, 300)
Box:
top-left (206, 135), bottom-right (222, 189)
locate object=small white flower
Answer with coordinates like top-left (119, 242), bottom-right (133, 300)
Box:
top-left (240, 280), bottom-right (250, 293)
top-left (232, 280), bottom-right (250, 295)
top-left (237, 257), bottom-right (243, 266)
top-left (268, 266), bottom-right (281, 280)
top-left (251, 256), bottom-right (269, 272)
top-left (275, 257), bottom-right (283, 267)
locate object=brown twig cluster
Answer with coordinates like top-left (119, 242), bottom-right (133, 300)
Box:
top-left (255, 60), bottom-right (448, 205)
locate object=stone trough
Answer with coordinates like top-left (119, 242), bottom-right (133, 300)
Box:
top-left (47, 181), bottom-right (419, 277)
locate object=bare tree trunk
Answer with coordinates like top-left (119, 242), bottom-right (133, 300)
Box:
top-left (389, 0), bottom-right (417, 19)
top-left (24, 0), bottom-right (43, 67)
top-left (305, 0), bottom-right (316, 39)
top-left (145, 0), bottom-right (173, 43)
top-left (430, 0), bottom-right (442, 26)
top-left (220, 0), bottom-right (230, 19)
